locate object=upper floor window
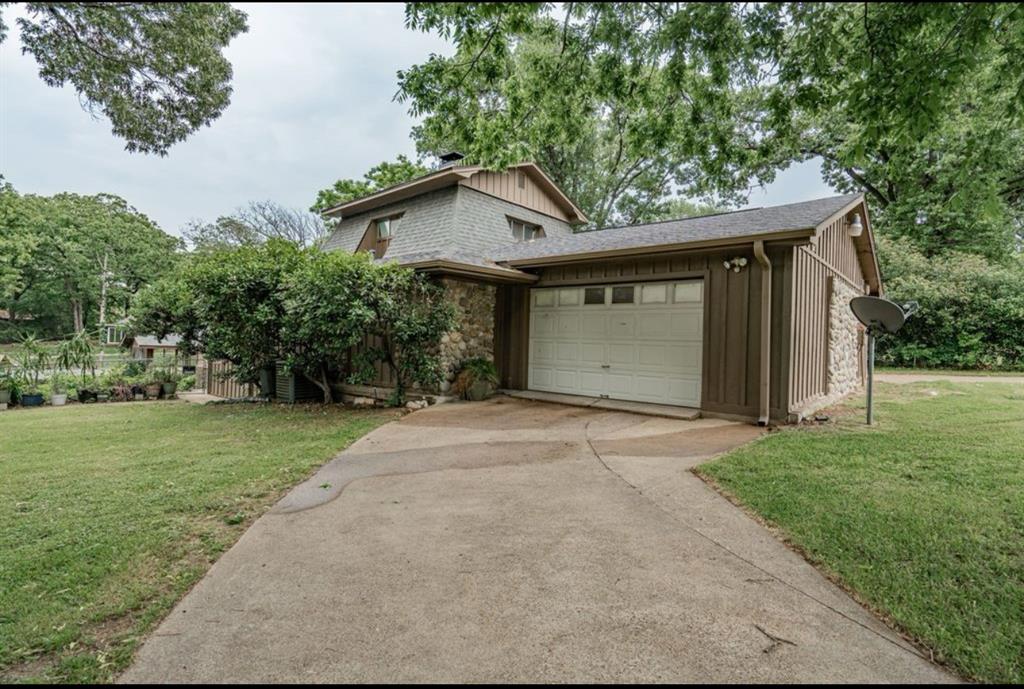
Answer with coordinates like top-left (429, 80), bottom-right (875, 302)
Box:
top-left (509, 218), bottom-right (544, 242)
top-left (376, 216), bottom-right (399, 240)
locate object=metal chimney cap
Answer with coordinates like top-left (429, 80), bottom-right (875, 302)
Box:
top-left (438, 151), bottom-right (465, 164)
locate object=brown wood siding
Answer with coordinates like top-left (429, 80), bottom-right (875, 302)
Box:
top-left (787, 217), bottom-right (868, 413)
top-left (788, 246), bottom-right (830, 410)
top-left (206, 360), bottom-right (258, 398)
top-left (464, 170), bottom-right (572, 222)
top-left (814, 216), bottom-right (864, 286)
top-left (502, 247), bottom-right (793, 420)
top-left (494, 284), bottom-right (530, 389)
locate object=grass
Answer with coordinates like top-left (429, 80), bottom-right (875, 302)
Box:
top-left (877, 366), bottom-right (1024, 376)
top-left (0, 401), bottom-right (396, 683)
top-left (0, 340), bottom-right (124, 356)
top-left (697, 381), bottom-right (1024, 683)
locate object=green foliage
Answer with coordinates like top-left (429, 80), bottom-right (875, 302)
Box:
top-left (136, 243), bottom-right (455, 404)
top-left (0, 181), bottom-right (38, 300)
top-left (178, 374), bottom-right (196, 392)
top-left (185, 239), bottom-right (304, 386)
top-left (129, 277), bottom-right (198, 351)
top-left (0, 184), bottom-right (182, 339)
top-left (280, 250), bottom-right (376, 402)
top-left (0, 369), bottom-right (24, 401)
top-left (877, 237), bottom-right (1024, 370)
top-left (44, 372), bottom-right (76, 396)
top-left (399, 3), bottom-right (1024, 246)
top-left (14, 335), bottom-right (49, 392)
top-left (9, 3), bottom-right (249, 155)
top-left (452, 356), bottom-right (499, 399)
top-left (458, 357), bottom-right (498, 385)
top-left (346, 263), bottom-right (456, 404)
top-left (310, 155), bottom-right (429, 214)
top-left (54, 331), bottom-right (96, 382)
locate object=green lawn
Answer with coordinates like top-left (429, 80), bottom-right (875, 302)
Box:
top-left (877, 366), bottom-right (1024, 376)
top-left (0, 401), bottom-right (395, 683)
top-left (697, 381), bottom-right (1024, 683)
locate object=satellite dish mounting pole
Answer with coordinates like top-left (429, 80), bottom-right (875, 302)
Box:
top-left (866, 330), bottom-right (875, 425)
top-left (850, 297), bottom-right (917, 427)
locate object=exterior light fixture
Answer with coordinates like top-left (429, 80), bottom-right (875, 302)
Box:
top-left (723, 257), bottom-right (749, 273)
top-left (848, 212), bottom-right (864, 237)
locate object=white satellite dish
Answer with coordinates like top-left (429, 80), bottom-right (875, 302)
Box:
top-left (849, 296), bottom-right (919, 425)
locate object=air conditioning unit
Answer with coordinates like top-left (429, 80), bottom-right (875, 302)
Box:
top-left (274, 361), bottom-right (322, 403)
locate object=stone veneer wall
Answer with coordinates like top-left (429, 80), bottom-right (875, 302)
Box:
top-left (436, 277), bottom-right (496, 394)
top-left (827, 278), bottom-right (864, 398)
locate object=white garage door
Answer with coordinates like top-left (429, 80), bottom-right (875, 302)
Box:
top-left (528, 280), bottom-right (704, 407)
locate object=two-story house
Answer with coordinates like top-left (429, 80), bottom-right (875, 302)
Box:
top-left (321, 159), bottom-right (881, 424)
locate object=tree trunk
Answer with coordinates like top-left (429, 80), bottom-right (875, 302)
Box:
top-left (98, 251), bottom-right (110, 326)
top-left (71, 300), bottom-right (84, 333)
top-left (319, 365), bottom-right (333, 404)
top-left (302, 367), bottom-right (333, 404)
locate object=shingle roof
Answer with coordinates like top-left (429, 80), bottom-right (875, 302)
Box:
top-left (379, 249), bottom-right (531, 278)
top-left (491, 193), bottom-right (861, 264)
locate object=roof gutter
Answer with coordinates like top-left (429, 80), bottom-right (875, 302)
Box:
top-left (400, 259), bottom-right (538, 284)
top-left (753, 240), bottom-right (772, 426)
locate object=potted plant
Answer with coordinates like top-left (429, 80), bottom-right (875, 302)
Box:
top-left (0, 370), bottom-right (19, 408)
top-left (58, 332), bottom-right (97, 400)
top-left (452, 357), bottom-right (499, 401)
top-left (77, 375), bottom-right (98, 403)
top-left (15, 335), bottom-right (49, 407)
top-left (49, 373), bottom-right (72, 406)
top-left (144, 370), bottom-right (163, 399)
top-left (161, 368), bottom-right (181, 398)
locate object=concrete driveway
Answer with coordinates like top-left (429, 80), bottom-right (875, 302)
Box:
top-left (121, 398), bottom-right (953, 683)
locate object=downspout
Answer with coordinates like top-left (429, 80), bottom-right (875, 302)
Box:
top-left (753, 241), bottom-right (771, 426)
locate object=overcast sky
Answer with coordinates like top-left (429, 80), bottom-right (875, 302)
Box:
top-left (0, 3), bottom-right (833, 236)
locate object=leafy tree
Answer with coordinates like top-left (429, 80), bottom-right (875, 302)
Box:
top-left (279, 250), bottom-right (376, 402)
top-left (0, 181), bottom-right (39, 301)
top-left (0, 186), bottom-right (180, 337)
top-left (877, 237), bottom-right (1024, 370)
top-left (129, 275), bottom-right (199, 353)
top-left (184, 200), bottom-right (328, 250)
top-left (348, 263), bottom-right (455, 404)
top-left (181, 239), bottom-right (303, 387)
top-left (3, 3), bottom-right (249, 155)
top-left (134, 243), bottom-right (456, 404)
top-left (311, 155), bottom-right (430, 214)
top-left (398, 3), bottom-right (1024, 249)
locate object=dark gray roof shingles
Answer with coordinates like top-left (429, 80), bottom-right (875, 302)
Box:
top-left (490, 193), bottom-right (861, 263)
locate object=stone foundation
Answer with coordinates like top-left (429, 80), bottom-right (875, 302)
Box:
top-left (827, 278), bottom-right (863, 398)
top-left (436, 278), bottom-right (496, 393)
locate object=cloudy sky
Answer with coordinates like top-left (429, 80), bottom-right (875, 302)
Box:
top-left (1, 3), bottom-right (833, 236)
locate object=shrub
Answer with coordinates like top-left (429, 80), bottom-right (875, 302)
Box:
top-left (877, 237), bottom-right (1024, 370)
top-left (178, 374), bottom-right (196, 391)
top-left (137, 243), bottom-right (456, 405)
top-left (451, 357), bottom-right (499, 399)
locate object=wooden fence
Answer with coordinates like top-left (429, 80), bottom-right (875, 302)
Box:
top-left (358, 333), bottom-right (396, 387)
top-left (206, 360), bottom-right (258, 399)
